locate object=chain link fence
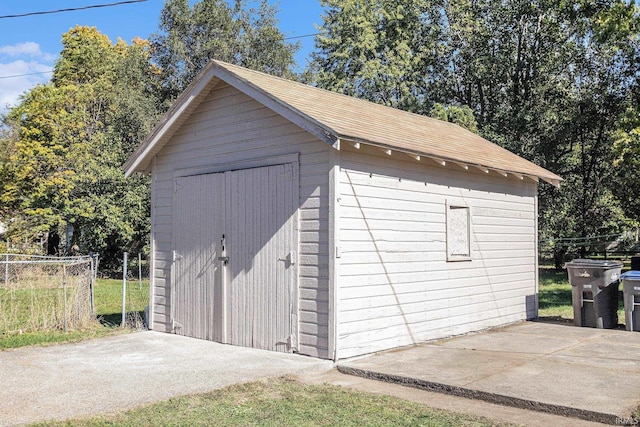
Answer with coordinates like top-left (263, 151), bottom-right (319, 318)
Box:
top-left (120, 252), bottom-right (150, 329)
top-left (1, 254), bottom-right (97, 333)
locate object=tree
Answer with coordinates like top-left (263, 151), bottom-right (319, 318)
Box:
top-left (308, 0), bottom-right (640, 257)
top-left (429, 103), bottom-right (477, 133)
top-left (607, 2), bottom-right (640, 225)
top-left (308, 0), bottom-right (446, 113)
top-left (0, 26), bottom-right (161, 264)
top-left (151, 0), bottom-right (299, 101)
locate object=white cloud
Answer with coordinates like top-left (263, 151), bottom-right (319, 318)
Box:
top-left (0, 42), bottom-right (58, 115)
top-left (0, 42), bottom-right (41, 57)
top-left (0, 42), bottom-right (57, 62)
top-left (0, 60), bottom-right (53, 116)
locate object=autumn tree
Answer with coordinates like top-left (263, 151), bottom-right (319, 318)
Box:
top-left (0, 26), bottom-right (161, 263)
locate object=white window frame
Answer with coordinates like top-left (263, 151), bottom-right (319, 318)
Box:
top-left (446, 201), bottom-right (472, 262)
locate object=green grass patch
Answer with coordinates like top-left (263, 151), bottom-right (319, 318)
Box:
top-left (0, 278), bottom-right (148, 350)
top-left (33, 377), bottom-right (510, 427)
top-left (94, 278), bottom-right (149, 327)
top-left (0, 327), bottom-right (127, 350)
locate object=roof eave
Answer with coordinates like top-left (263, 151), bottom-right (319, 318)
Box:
top-left (339, 136), bottom-right (563, 187)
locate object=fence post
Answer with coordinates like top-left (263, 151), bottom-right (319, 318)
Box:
top-left (121, 252), bottom-right (128, 328)
top-left (63, 265), bottom-right (67, 333)
top-left (4, 252), bottom-right (8, 288)
top-left (89, 253), bottom-right (95, 315)
top-left (138, 252), bottom-right (142, 291)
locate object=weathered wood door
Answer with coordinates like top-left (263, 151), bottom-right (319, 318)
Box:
top-left (173, 173), bottom-right (226, 342)
top-left (226, 164), bottom-right (298, 352)
top-left (172, 163), bottom-right (298, 352)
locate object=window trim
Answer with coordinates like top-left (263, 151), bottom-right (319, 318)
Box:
top-left (446, 200), bottom-right (473, 262)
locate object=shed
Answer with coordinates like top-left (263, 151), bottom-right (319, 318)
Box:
top-left (124, 60), bottom-right (562, 360)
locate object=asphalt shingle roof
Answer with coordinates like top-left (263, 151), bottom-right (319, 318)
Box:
top-left (124, 60), bottom-right (562, 185)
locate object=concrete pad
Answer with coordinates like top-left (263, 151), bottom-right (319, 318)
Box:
top-left (338, 321), bottom-right (640, 424)
top-left (302, 369), bottom-right (608, 427)
top-left (0, 331), bottom-right (332, 426)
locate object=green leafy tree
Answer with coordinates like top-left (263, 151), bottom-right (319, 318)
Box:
top-left (607, 2), bottom-right (640, 226)
top-left (0, 26), bottom-right (160, 264)
top-left (308, 0), bottom-right (446, 112)
top-left (151, 0), bottom-right (299, 101)
top-left (429, 103), bottom-right (478, 133)
top-left (309, 0), bottom-right (640, 258)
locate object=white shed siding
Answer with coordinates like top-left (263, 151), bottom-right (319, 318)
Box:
top-left (150, 82), bottom-right (331, 359)
top-left (336, 148), bottom-right (538, 359)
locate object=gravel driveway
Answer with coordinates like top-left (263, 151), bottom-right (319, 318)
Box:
top-left (0, 331), bottom-right (332, 426)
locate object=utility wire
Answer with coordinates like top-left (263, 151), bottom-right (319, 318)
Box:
top-left (0, 0), bottom-right (148, 19)
top-left (285, 32), bottom-right (323, 40)
top-left (540, 233), bottom-right (625, 245)
top-left (0, 70), bottom-right (54, 80)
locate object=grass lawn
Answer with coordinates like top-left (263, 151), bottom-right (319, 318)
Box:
top-left (538, 265), bottom-right (625, 325)
top-left (33, 377), bottom-right (509, 427)
top-left (0, 278), bottom-right (148, 350)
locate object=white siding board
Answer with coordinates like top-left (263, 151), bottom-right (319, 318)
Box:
top-left (339, 283), bottom-right (534, 309)
top-left (338, 294), bottom-right (530, 324)
top-left (299, 333), bottom-right (329, 349)
top-left (166, 119), bottom-right (299, 159)
top-left (336, 149), bottom-right (538, 359)
top-left (150, 82), bottom-right (331, 359)
top-left (337, 308), bottom-right (527, 359)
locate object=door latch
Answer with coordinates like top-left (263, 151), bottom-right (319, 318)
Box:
top-left (218, 234), bottom-right (228, 265)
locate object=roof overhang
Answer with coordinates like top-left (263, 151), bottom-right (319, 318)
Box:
top-left (124, 60), bottom-right (562, 187)
top-left (338, 138), bottom-right (559, 187)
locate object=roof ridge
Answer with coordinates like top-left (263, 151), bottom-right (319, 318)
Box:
top-left (211, 59), bottom-right (453, 127)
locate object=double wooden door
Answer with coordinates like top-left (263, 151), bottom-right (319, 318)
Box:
top-left (172, 163), bottom-right (298, 352)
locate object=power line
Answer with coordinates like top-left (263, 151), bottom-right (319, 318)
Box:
top-left (0, 70), bottom-right (53, 80)
top-left (0, 0), bottom-right (148, 19)
top-left (285, 32), bottom-right (322, 40)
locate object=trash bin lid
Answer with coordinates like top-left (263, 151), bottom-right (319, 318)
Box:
top-left (621, 271), bottom-right (640, 280)
top-left (564, 259), bottom-right (623, 269)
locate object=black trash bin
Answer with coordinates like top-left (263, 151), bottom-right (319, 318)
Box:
top-left (621, 271), bottom-right (640, 331)
top-left (564, 259), bottom-right (622, 329)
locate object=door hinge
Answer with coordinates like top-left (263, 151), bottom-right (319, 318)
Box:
top-left (278, 251), bottom-right (296, 266)
top-left (173, 250), bottom-right (183, 262)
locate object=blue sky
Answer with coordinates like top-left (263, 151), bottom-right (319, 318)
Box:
top-left (0, 0), bottom-right (325, 114)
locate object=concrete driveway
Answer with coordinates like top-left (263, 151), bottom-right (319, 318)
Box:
top-left (0, 331), bottom-right (332, 426)
top-left (338, 321), bottom-right (640, 425)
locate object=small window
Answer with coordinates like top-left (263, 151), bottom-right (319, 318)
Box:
top-left (447, 202), bottom-right (472, 261)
